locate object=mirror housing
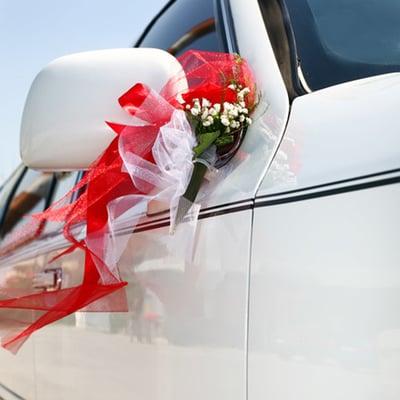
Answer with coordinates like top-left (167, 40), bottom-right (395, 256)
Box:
top-left (20, 48), bottom-right (184, 171)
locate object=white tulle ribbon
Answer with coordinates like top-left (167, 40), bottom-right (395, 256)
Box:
top-left (84, 110), bottom-right (199, 283)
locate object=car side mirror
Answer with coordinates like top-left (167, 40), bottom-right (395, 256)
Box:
top-left (20, 48), bottom-right (185, 171)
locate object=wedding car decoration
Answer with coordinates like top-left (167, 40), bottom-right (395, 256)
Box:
top-left (0, 50), bottom-right (257, 353)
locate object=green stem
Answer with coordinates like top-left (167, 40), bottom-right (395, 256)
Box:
top-left (174, 161), bottom-right (207, 226)
top-left (182, 161), bottom-right (207, 203)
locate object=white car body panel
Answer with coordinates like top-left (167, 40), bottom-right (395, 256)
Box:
top-left (250, 67), bottom-right (400, 399)
top-left (260, 72), bottom-right (400, 195)
top-left (33, 211), bottom-right (251, 400)
top-left (250, 183), bottom-right (400, 400)
top-left (0, 342), bottom-right (35, 399)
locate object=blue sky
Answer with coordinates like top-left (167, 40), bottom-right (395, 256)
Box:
top-left (0, 0), bottom-right (166, 183)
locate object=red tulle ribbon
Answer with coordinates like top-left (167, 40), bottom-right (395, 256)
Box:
top-left (0, 50), bottom-right (255, 353)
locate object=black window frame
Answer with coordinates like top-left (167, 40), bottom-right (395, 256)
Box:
top-left (258, 0), bottom-right (308, 100)
top-left (134, 0), bottom-right (238, 55)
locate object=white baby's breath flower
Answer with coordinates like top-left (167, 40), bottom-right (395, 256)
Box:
top-left (228, 83), bottom-right (237, 90)
top-left (185, 104), bottom-right (191, 110)
top-left (221, 116), bottom-right (230, 126)
top-left (229, 108), bottom-right (239, 118)
top-left (223, 102), bottom-right (233, 111)
top-left (191, 108), bottom-right (200, 116)
top-left (241, 107), bottom-right (249, 114)
top-left (207, 115), bottom-right (214, 124)
top-left (202, 98), bottom-right (211, 108)
top-left (209, 108), bottom-right (218, 116)
top-left (203, 120), bottom-right (211, 127)
top-left (239, 115), bottom-right (245, 122)
top-left (230, 120), bottom-right (237, 129)
top-left (225, 127), bottom-right (231, 133)
top-left (201, 109), bottom-right (209, 120)
top-left (214, 103), bottom-right (221, 112)
top-left (239, 101), bottom-right (246, 108)
top-left (246, 117), bottom-right (252, 125)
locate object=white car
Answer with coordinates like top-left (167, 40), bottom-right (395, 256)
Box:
top-left (0, 0), bottom-right (399, 399)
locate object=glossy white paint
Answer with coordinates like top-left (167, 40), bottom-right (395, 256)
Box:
top-left (249, 183), bottom-right (400, 400)
top-left (21, 48), bottom-right (184, 171)
top-left (260, 73), bottom-right (400, 195)
top-left (231, 0), bottom-right (289, 124)
top-left (0, 258), bottom-right (37, 399)
top-left (0, 342), bottom-right (35, 399)
top-left (33, 211), bottom-right (251, 400)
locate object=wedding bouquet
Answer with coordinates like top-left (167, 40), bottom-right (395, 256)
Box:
top-left (0, 50), bottom-right (257, 353)
top-left (175, 53), bottom-right (258, 223)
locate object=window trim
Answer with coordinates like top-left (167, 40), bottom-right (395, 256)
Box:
top-left (216, 0), bottom-right (239, 53)
top-left (257, 0), bottom-right (308, 99)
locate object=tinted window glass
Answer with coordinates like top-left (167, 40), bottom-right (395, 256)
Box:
top-left (138, 0), bottom-right (224, 55)
top-left (0, 165), bottom-right (25, 224)
top-left (1, 169), bottom-right (54, 241)
top-left (43, 171), bottom-right (79, 235)
top-left (281, 0), bottom-right (400, 90)
top-left (51, 172), bottom-right (78, 204)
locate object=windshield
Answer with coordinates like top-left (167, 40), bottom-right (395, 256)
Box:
top-left (283, 0), bottom-right (400, 90)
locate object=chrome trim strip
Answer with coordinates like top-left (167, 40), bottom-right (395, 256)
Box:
top-left (256, 170), bottom-right (400, 207)
top-left (0, 199), bottom-right (254, 266)
top-left (257, 168), bottom-right (400, 201)
top-left (297, 64), bottom-right (312, 93)
top-left (218, 0), bottom-right (239, 53)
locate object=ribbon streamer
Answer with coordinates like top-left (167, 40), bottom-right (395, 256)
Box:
top-left (0, 50), bottom-right (255, 353)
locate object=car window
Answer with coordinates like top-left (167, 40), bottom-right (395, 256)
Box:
top-left (138, 0), bottom-right (224, 55)
top-left (0, 165), bottom-right (25, 225)
top-left (42, 171), bottom-right (79, 235)
top-left (280, 0), bottom-right (400, 90)
top-left (51, 172), bottom-right (79, 204)
top-left (0, 169), bottom-right (54, 243)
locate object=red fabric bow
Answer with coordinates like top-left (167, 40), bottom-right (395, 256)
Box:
top-left (0, 50), bottom-right (255, 353)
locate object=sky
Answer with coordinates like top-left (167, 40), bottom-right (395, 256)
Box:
top-left (0, 0), bottom-right (166, 184)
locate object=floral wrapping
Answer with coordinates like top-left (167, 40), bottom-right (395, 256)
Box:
top-left (0, 50), bottom-right (256, 353)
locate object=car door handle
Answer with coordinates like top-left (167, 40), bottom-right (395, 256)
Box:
top-left (32, 267), bottom-right (63, 291)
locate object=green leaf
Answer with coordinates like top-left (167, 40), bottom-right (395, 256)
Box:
top-left (193, 131), bottom-right (220, 158)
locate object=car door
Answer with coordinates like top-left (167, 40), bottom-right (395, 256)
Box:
top-left (247, 0), bottom-right (400, 399)
top-left (0, 167), bottom-right (57, 400)
top-left (32, 1), bottom-right (255, 400)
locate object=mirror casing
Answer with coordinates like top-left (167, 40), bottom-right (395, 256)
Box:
top-left (20, 48), bottom-right (185, 171)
